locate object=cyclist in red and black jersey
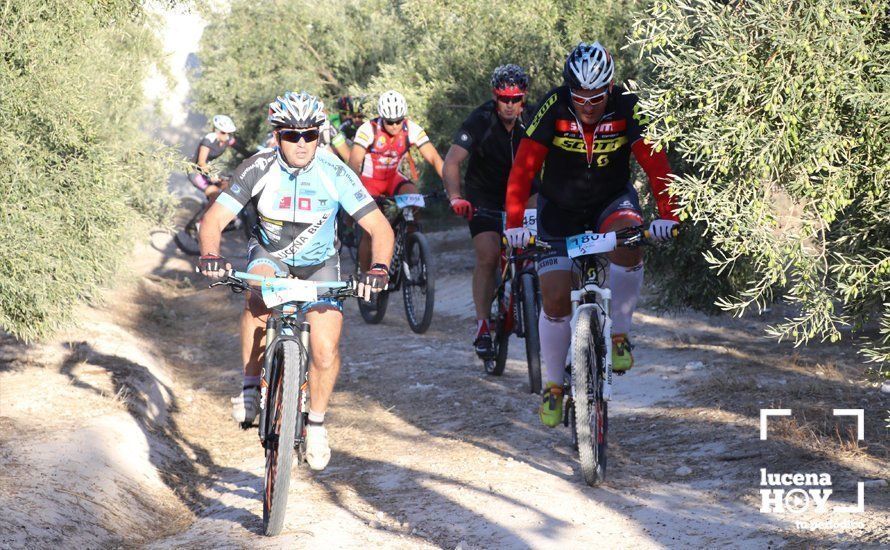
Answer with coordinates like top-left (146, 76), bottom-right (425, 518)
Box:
top-left (504, 42), bottom-right (680, 427)
top-left (443, 64), bottom-right (538, 357)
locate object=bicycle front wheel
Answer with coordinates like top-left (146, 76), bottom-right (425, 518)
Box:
top-left (572, 308), bottom-right (608, 486)
top-left (402, 231), bottom-right (435, 333)
top-left (263, 340), bottom-right (305, 536)
top-left (520, 273), bottom-right (542, 394)
top-left (173, 196), bottom-right (205, 256)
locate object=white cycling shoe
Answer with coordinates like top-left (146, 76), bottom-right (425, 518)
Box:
top-left (305, 424), bottom-right (331, 471)
top-left (231, 386), bottom-right (260, 425)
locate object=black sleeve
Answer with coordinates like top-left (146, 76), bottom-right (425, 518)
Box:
top-left (230, 136), bottom-right (253, 159)
top-left (452, 109), bottom-right (483, 151)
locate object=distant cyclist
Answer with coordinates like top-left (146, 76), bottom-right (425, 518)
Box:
top-left (442, 64), bottom-right (538, 358)
top-left (330, 96), bottom-right (366, 142)
top-left (348, 90), bottom-right (444, 272)
top-left (504, 42), bottom-right (679, 427)
top-left (189, 115), bottom-right (250, 199)
top-left (197, 91), bottom-right (395, 470)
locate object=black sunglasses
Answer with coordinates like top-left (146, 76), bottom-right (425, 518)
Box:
top-left (278, 128), bottom-right (320, 143)
top-left (383, 118), bottom-right (404, 125)
top-left (496, 95), bottom-right (524, 104)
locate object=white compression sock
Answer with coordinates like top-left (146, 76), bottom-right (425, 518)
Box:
top-left (539, 313), bottom-right (572, 386)
top-left (609, 262), bottom-right (644, 336)
top-left (308, 409), bottom-right (325, 424)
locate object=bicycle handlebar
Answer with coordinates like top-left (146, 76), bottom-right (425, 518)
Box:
top-left (205, 269), bottom-right (358, 300)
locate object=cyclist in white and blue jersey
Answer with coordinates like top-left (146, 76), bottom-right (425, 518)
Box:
top-left (198, 91), bottom-right (395, 471)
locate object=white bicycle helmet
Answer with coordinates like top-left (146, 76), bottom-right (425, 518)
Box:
top-left (377, 90), bottom-right (408, 121)
top-left (212, 114), bottom-right (237, 133)
top-left (268, 91), bottom-right (327, 129)
top-left (563, 41), bottom-right (614, 90)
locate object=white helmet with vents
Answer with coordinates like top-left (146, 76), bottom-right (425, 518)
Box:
top-left (377, 90), bottom-right (408, 121)
top-left (268, 91), bottom-right (327, 129)
top-left (563, 41), bottom-right (614, 90)
top-left (212, 114), bottom-right (237, 133)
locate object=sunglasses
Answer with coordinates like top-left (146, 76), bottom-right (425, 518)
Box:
top-left (570, 89), bottom-right (609, 106)
top-left (383, 118), bottom-right (404, 126)
top-left (496, 95), bottom-right (524, 104)
top-left (278, 128), bottom-right (320, 143)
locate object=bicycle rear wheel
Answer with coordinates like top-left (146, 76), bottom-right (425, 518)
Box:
top-left (520, 273), bottom-right (542, 394)
top-left (402, 232), bottom-right (435, 333)
top-left (263, 340), bottom-right (304, 536)
top-left (572, 308), bottom-right (608, 486)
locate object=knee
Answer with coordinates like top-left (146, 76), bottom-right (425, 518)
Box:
top-left (244, 294), bottom-right (270, 322)
top-left (541, 286), bottom-right (571, 317)
top-left (311, 343), bottom-right (339, 370)
top-left (475, 249), bottom-right (499, 271)
top-left (608, 248), bottom-right (643, 267)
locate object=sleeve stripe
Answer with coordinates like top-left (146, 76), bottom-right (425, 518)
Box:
top-left (216, 193), bottom-right (244, 216)
top-left (350, 201), bottom-right (377, 222)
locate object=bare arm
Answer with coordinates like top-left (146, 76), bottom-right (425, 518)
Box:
top-left (355, 208), bottom-right (394, 269)
top-left (196, 145), bottom-right (211, 175)
top-left (442, 144), bottom-right (469, 199)
top-left (348, 144), bottom-right (367, 176)
top-left (418, 142), bottom-right (444, 179)
top-left (198, 201), bottom-right (237, 257)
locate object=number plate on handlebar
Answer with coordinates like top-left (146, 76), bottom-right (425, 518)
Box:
top-left (566, 232), bottom-right (617, 258)
top-left (501, 208), bottom-right (538, 234)
top-left (261, 278), bottom-right (318, 307)
top-left (394, 194), bottom-right (425, 209)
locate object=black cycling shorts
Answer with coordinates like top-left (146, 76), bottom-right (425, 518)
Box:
top-left (536, 185), bottom-right (643, 275)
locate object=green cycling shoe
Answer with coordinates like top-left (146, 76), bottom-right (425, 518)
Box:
top-left (611, 333), bottom-right (634, 374)
top-left (539, 383), bottom-right (564, 428)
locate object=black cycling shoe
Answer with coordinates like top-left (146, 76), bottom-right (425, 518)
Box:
top-left (474, 331), bottom-right (495, 360)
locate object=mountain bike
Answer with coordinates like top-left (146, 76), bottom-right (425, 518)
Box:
top-left (357, 193), bottom-right (436, 334)
top-left (174, 176), bottom-right (256, 255)
top-left (563, 224), bottom-right (676, 486)
top-left (484, 232), bottom-right (545, 394)
top-left (209, 271), bottom-right (356, 536)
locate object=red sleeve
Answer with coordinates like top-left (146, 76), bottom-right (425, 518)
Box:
top-left (506, 138), bottom-right (548, 228)
top-left (632, 139), bottom-right (679, 222)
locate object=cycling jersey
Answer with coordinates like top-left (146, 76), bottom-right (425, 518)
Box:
top-left (353, 118), bottom-right (430, 181)
top-left (193, 132), bottom-right (235, 167)
top-left (453, 100), bottom-right (531, 209)
top-left (217, 149), bottom-right (376, 267)
top-left (505, 85), bottom-right (678, 228)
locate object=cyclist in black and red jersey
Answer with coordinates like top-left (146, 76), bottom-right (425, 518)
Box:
top-left (189, 115), bottom-right (251, 199)
top-left (504, 42), bottom-right (680, 427)
top-left (443, 64), bottom-right (538, 358)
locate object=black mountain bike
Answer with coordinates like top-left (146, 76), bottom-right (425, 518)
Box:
top-left (357, 193), bottom-right (435, 333)
top-left (485, 235), bottom-right (545, 394)
top-left (174, 177), bottom-right (256, 255)
top-left (563, 224), bottom-right (676, 486)
top-left (210, 270), bottom-right (356, 536)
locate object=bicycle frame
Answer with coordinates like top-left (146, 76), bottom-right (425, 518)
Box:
top-left (496, 243), bottom-right (538, 338)
top-left (218, 271), bottom-right (349, 446)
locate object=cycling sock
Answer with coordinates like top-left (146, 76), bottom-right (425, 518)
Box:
top-left (609, 262), bottom-right (643, 335)
top-left (243, 375), bottom-right (261, 388)
top-left (308, 409), bottom-right (325, 424)
top-left (539, 313), bottom-right (572, 386)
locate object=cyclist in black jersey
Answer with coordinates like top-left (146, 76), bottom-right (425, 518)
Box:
top-left (505, 42), bottom-right (680, 427)
top-left (443, 64), bottom-right (537, 357)
top-left (189, 114), bottom-right (251, 199)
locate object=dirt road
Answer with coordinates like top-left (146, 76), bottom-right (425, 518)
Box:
top-left (5, 225), bottom-right (885, 548)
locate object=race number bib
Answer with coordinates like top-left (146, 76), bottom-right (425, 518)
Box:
top-left (394, 194), bottom-right (425, 209)
top-left (261, 278), bottom-right (318, 307)
top-left (566, 232), bottom-right (617, 258)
